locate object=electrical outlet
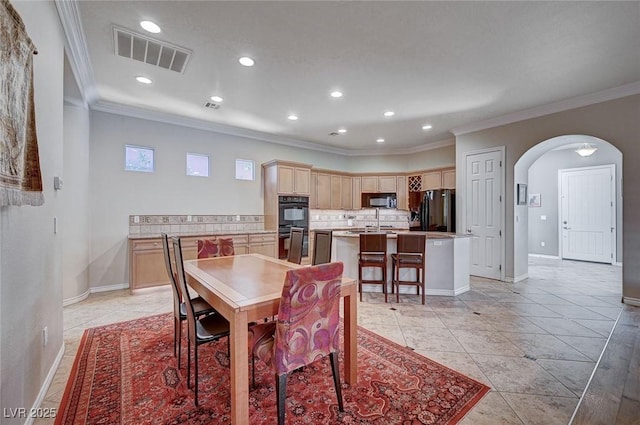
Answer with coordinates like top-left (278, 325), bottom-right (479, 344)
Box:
top-left (541, 241), bottom-right (546, 247)
top-left (42, 327), bottom-right (48, 347)
top-left (540, 215), bottom-right (547, 220)
top-left (133, 215), bottom-right (140, 223)
top-left (187, 215), bottom-right (192, 222)
top-left (236, 215), bottom-right (241, 221)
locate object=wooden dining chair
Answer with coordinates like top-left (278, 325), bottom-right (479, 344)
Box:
top-left (161, 233), bottom-right (216, 369)
top-left (287, 227), bottom-right (304, 264)
top-left (249, 262), bottom-right (345, 425)
top-left (358, 233), bottom-right (388, 302)
top-left (312, 230), bottom-right (333, 265)
top-left (391, 233), bottom-right (427, 304)
top-left (172, 236), bottom-right (230, 406)
top-left (197, 237), bottom-right (235, 258)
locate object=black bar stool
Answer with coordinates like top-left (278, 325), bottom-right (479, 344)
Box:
top-left (391, 233), bottom-right (426, 304)
top-left (358, 233), bottom-right (388, 302)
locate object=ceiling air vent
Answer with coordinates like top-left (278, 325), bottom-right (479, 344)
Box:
top-left (204, 101), bottom-right (221, 110)
top-left (113, 26), bottom-right (192, 74)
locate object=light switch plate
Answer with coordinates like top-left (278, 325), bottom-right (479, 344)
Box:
top-left (540, 215), bottom-right (547, 220)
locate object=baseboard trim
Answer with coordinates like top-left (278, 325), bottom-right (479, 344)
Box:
top-left (90, 283), bottom-right (129, 293)
top-left (361, 284), bottom-right (469, 297)
top-left (504, 274), bottom-right (529, 283)
top-left (63, 289), bottom-right (90, 307)
top-left (623, 297), bottom-right (640, 307)
top-left (614, 262), bottom-right (623, 267)
top-left (25, 343), bottom-right (65, 425)
top-left (528, 254), bottom-right (561, 259)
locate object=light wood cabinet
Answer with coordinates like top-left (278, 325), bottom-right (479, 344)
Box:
top-left (421, 170), bottom-right (442, 191)
top-left (361, 176), bottom-right (378, 193)
top-left (309, 172), bottom-right (318, 208)
top-left (341, 176), bottom-right (353, 210)
top-left (378, 176), bottom-right (397, 192)
top-left (330, 175), bottom-right (342, 209)
top-left (396, 175), bottom-right (408, 210)
top-left (277, 165), bottom-right (311, 195)
top-left (352, 177), bottom-right (362, 209)
top-left (442, 169), bottom-right (456, 189)
top-left (316, 173), bottom-right (331, 209)
top-left (129, 233), bottom-right (272, 291)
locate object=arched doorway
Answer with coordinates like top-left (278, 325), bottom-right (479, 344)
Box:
top-left (513, 135), bottom-right (622, 281)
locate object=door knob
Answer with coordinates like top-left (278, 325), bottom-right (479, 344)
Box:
top-left (563, 227), bottom-right (571, 230)
top-left (467, 228), bottom-right (471, 233)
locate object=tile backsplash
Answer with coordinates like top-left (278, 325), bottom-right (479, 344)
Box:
top-left (310, 209), bottom-right (410, 230)
top-left (129, 214), bottom-right (264, 236)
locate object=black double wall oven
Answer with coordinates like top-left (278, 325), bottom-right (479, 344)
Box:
top-left (278, 196), bottom-right (309, 259)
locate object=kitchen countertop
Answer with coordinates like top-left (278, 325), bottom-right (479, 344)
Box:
top-left (332, 230), bottom-right (470, 239)
top-left (128, 229), bottom-right (276, 240)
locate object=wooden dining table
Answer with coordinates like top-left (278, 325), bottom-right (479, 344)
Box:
top-left (183, 253), bottom-right (358, 425)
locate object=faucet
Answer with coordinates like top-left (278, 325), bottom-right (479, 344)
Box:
top-left (376, 207), bottom-right (381, 233)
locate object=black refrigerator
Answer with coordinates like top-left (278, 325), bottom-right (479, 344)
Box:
top-left (419, 189), bottom-right (456, 232)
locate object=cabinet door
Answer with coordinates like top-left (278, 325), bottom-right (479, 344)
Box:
top-left (277, 165), bottom-right (295, 194)
top-left (341, 176), bottom-right (353, 209)
top-left (249, 234), bottom-right (276, 257)
top-left (378, 176), bottom-right (397, 192)
top-left (361, 176), bottom-right (378, 192)
top-left (421, 171), bottom-right (442, 190)
top-left (396, 175), bottom-right (408, 210)
top-left (293, 167), bottom-right (311, 195)
top-left (330, 175), bottom-right (342, 209)
top-left (442, 169), bottom-right (456, 189)
top-left (316, 173), bottom-right (331, 209)
top-left (130, 249), bottom-right (169, 289)
top-left (352, 177), bottom-right (362, 209)
top-left (310, 172), bottom-right (318, 208)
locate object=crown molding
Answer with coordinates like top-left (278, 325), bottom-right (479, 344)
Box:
top-left (452, 81), bottom-right (640, 136)
top-left (55, 0), bottom-right (98, 105)
top-left (91, 99), bottom-right (453, 156)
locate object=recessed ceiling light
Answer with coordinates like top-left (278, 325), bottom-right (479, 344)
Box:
top-left (135, 76), bottom-right (152, 84)
top-left (376, 138), bottom-right (385, 143)
top-left (140, 21), bottom-right (161, 34)
top-left (239, 56), bottom-right (255, 67)
top-left (288, 115), bottom-right (299, 121)
top-left (422, 124), bottom-right (432, 130)
top-left (337, 128), bottom-right (347, 133)
top-left (330, 91), bottom-right (343, 98)
top-left (210, 95), bottom-right (224, 103)
top-left (384, 111), bottom-right (395, 117)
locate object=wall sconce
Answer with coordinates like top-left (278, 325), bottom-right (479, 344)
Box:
top-left (575, 143), bottom-right (597, 157)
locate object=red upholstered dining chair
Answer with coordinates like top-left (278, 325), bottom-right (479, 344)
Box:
top-left (172, 236), bottom-right (230, 406)
top-left (197, 237), bottom-right (235, 258)
top-left (249, 262), bottom-right (345, 425)
top-left (161, 233), bottom-right (216, 369)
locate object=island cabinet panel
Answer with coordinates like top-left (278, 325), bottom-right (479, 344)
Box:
top-left (361, 176), bottom-right (378, 193)
top-left (442, 169), bottom-right (456, 189)
top-left (352, 177), bottom-right (362, 209)
top-left (341, 176), bottom-right (353, 209)
top-left (378, 175), bottom-right (397, 192)
top-left (421, 170), bottom-right (442, 191)
top-left (330, 175), bottom-right (342, 209)
top-left (316, 173), bottom-right (331, 209)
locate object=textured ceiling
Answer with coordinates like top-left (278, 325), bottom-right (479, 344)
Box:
top-left (66, 1), bottom-right (640, 154)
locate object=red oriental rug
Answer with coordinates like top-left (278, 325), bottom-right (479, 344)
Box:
top-left (56, 313), bottom-right (489, 424)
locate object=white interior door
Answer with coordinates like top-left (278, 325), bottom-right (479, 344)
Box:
top-left (465, 149), bottom-right (503, 279)
top-left (559, 165), bottom-right (615, 264)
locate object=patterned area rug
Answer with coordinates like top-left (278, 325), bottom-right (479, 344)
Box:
top-left (56, 313), bottom-right (489, 424)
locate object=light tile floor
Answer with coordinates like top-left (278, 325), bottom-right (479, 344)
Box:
top-left (38, 256), bottom-right (623, 425)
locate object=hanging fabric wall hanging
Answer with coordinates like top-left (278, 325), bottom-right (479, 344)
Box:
top-left (0, 0), bottom-right (43, 206)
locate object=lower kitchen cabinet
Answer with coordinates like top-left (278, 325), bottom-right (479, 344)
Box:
top-left (129, 232), bottom-right (275, 291)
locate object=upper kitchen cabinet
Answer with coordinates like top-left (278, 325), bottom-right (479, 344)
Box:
top-left (263, 160), bottom-right (312, 196)
top-left (316, 172), bottom-right (331, 209)
top-left (341, 176), bottom-right (353, 210)
top-left (442, 168), bottom-right (456, 189)
top-left (361, 175), bottom-right (397, 193)
top-left (421, 170), bottom-right (442, 191)
top-left (396, 175), bottom-right (408, 210)
top-left (352, 176), bottom-right (362, 209)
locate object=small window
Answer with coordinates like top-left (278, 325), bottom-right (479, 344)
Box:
top-left (125, 145), bottom-right (155, 172)
top-left (235, 159), bottom-right (255, 181)
top-left (186, 153), bottom-right (209, 177)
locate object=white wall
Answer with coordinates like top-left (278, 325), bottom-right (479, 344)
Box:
top-left (88, 111), bottom-right (456, 290)
top-left (0, 1), bottom-right (65, 421)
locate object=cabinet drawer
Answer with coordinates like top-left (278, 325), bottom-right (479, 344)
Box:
top-left (249, 233), bottom-right (276, 243)
top-left (130, 239), bottom-right (162, 251)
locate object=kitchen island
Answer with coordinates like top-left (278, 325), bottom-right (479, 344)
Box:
top-left (332, 230), bottom-right (471, 297)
